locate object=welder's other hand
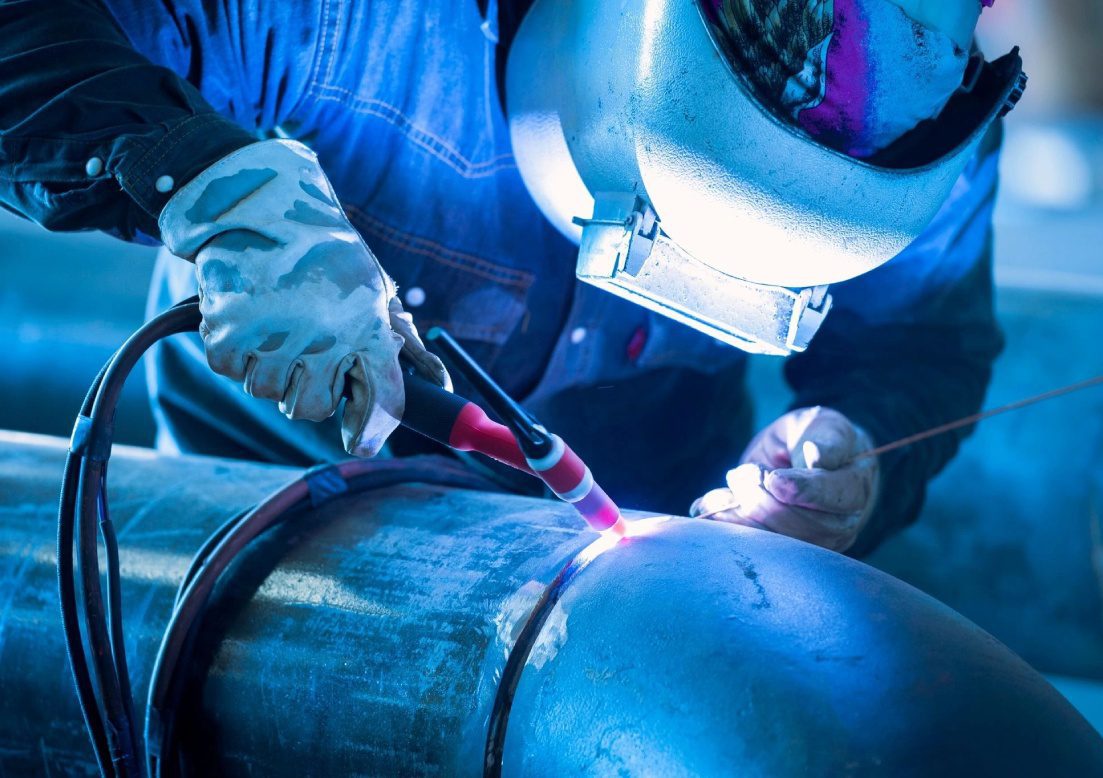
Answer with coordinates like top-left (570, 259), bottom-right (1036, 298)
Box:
top-left (158, 139), bottom-right (448, 457)
top-left (690, 407), bottom-right (879, 553)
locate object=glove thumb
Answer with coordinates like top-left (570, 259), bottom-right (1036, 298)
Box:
top-left (791, 408), bottom-right (856, 470)
top-left (340, 347), bottom-right (404, 457)
top-left (388, 297), bottom-right (451, 391)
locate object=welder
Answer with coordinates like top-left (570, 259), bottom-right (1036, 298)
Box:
top-left (0, 0), bottom-right (1015, 555)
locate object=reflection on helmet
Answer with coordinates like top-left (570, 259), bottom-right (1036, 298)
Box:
top-left (506, 0), bottom-right (1023, 353)
top-left (701, 0), bottom-right (972, 157)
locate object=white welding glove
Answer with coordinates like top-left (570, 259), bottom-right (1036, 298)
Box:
top-left (159, 139), bottom-right (448, 456)
top-left (690, 407), bottom-right (879, 553)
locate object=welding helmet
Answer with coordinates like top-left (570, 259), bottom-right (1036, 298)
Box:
top-left (505, 0), bottom-right (1026, 355)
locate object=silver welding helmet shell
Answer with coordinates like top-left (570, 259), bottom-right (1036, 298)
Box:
top-left (505, 0), bottom-right (1025, 290)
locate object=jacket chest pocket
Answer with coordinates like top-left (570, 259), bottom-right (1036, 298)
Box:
top-left (304, 0), bottom-right (511, 179)
top-left (345, 205), bottom-right (534, 365)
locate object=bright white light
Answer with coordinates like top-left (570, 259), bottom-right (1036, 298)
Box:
top-left (580, 515), bottom-right (673, 564)
top-left (725, 463), bottom-right (766, 514)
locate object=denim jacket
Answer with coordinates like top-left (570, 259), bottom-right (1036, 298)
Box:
top-left (0, 0), bottom-right (1004, 552)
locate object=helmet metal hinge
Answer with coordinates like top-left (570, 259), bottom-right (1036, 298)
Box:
top-left (573, 194), bottom-right (833, 356)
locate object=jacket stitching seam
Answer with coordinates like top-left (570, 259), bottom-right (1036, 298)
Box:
top-left (130, 114), bottom-right (220, 183)
top-left (310, 88), bottom-right (516, 167)
top-left (308, 85), bottom-right (516, 177)
top-left (346, 205), bottom-right (534, 289)
top-left (293, 0), bottom-right (332, 120)
top-left (325, 0), bottom-right (343, 86)
top-left (124, 115), bottom-right (223, 212)
top-left (358, 218), bottom-right (533, 291)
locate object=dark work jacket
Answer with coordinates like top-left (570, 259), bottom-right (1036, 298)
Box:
top-left (0, 0), bottom-right (1004, 555)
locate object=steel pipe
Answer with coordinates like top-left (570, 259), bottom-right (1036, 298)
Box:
top-left (0, 431), bottom-right (1100, 775)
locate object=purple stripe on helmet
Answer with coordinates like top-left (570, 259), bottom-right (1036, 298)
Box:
top-left (796, 0), bottom-right (875, 157)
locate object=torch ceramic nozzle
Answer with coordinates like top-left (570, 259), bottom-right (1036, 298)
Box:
top-left (604, 516), bottom-right (629, 538)
top-left (425, 327), bottom-right (624, 535)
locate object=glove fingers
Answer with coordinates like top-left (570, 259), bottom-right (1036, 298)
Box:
top-left (340, 339), bottom-right (405, 457)
top-left (387, 297), bottom-right (451, 390)
top-left (242, 351), bottom-right (297, 402)
top-left (699, 463), bottom-right (856, 549)
top-left (279, 353), bottom-right (345, 422)
top-left (766, 428), bottom-right (793, 466)
top-left (764, 466), bottom-right (871, 514)
top-left (689, 488), bottom-right (737, 518)
top-left (709, 483), bottom-right (859, 551)
top-left (405, 348), bottom-right (450, 390)
top-left (756, 504), bottom-right (861, 552)
top-left (742, 424), bottom-right (792, 469)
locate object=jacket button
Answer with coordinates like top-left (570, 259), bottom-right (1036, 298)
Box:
top-left (155, 175), bottom-right (175, 193)
top-left (405, 287), bottom-right (426, 307)
top-left (84, 157), bottom-right (104, 177)
top-left (570, 327), bottom-right (587, 344)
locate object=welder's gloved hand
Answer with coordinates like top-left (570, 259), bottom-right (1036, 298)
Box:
top-left (158, 139), bottom-right (448, 457)
top-left (690, 407), bottom-right (879, 553)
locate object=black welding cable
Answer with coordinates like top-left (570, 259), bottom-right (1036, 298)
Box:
top-left (146, 457), bottom-right (495, 777)
top-left (75, 302), bottom-right (202, 776)
top-left (58, 363), bottom-right (114, 777)
top-left (153, 509), bottom-right (257, 773)
top-left (66, 299), bottom-right (499, 775)
top-left (145, 472), bottom-right (318, 778)
top-left (77, 454), bottom-right (138, 775)
top-left (98, 467), bottom-right (138, 751)
top-left (53, 296), bottom-right (247, 777)
top-left (56, 298), bottom-right (210, 777)
top-left (173, 509), bottom-right (248, 610)
top-left (154, 505), bottom-right (252, 775)
top-left (148, 504), bottom-right (295, 778)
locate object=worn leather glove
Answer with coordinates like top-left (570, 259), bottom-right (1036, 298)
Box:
top-left (159, 139), bottom-right (448, 456)
top-left (690, 407), bottom-right (879, 552)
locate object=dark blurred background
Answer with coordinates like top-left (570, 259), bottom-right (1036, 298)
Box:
top-left (2, 0), bottom-right (1102, 729)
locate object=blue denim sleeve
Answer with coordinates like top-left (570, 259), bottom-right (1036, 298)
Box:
top-left (784, 125), bottom-right (1005, 556)
top-left (0, 0), bottom-right (255, 242)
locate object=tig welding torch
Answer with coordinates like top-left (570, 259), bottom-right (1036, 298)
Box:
top-left (398, 331), bottom-right (626, 536)
top-left (60, 302), bottom-right (624, 778)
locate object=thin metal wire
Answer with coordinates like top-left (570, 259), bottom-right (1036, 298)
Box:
top-left (852, 374), bottom-right (1103, 462)
top-left (693, 374), bottom-right (1103, 521)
